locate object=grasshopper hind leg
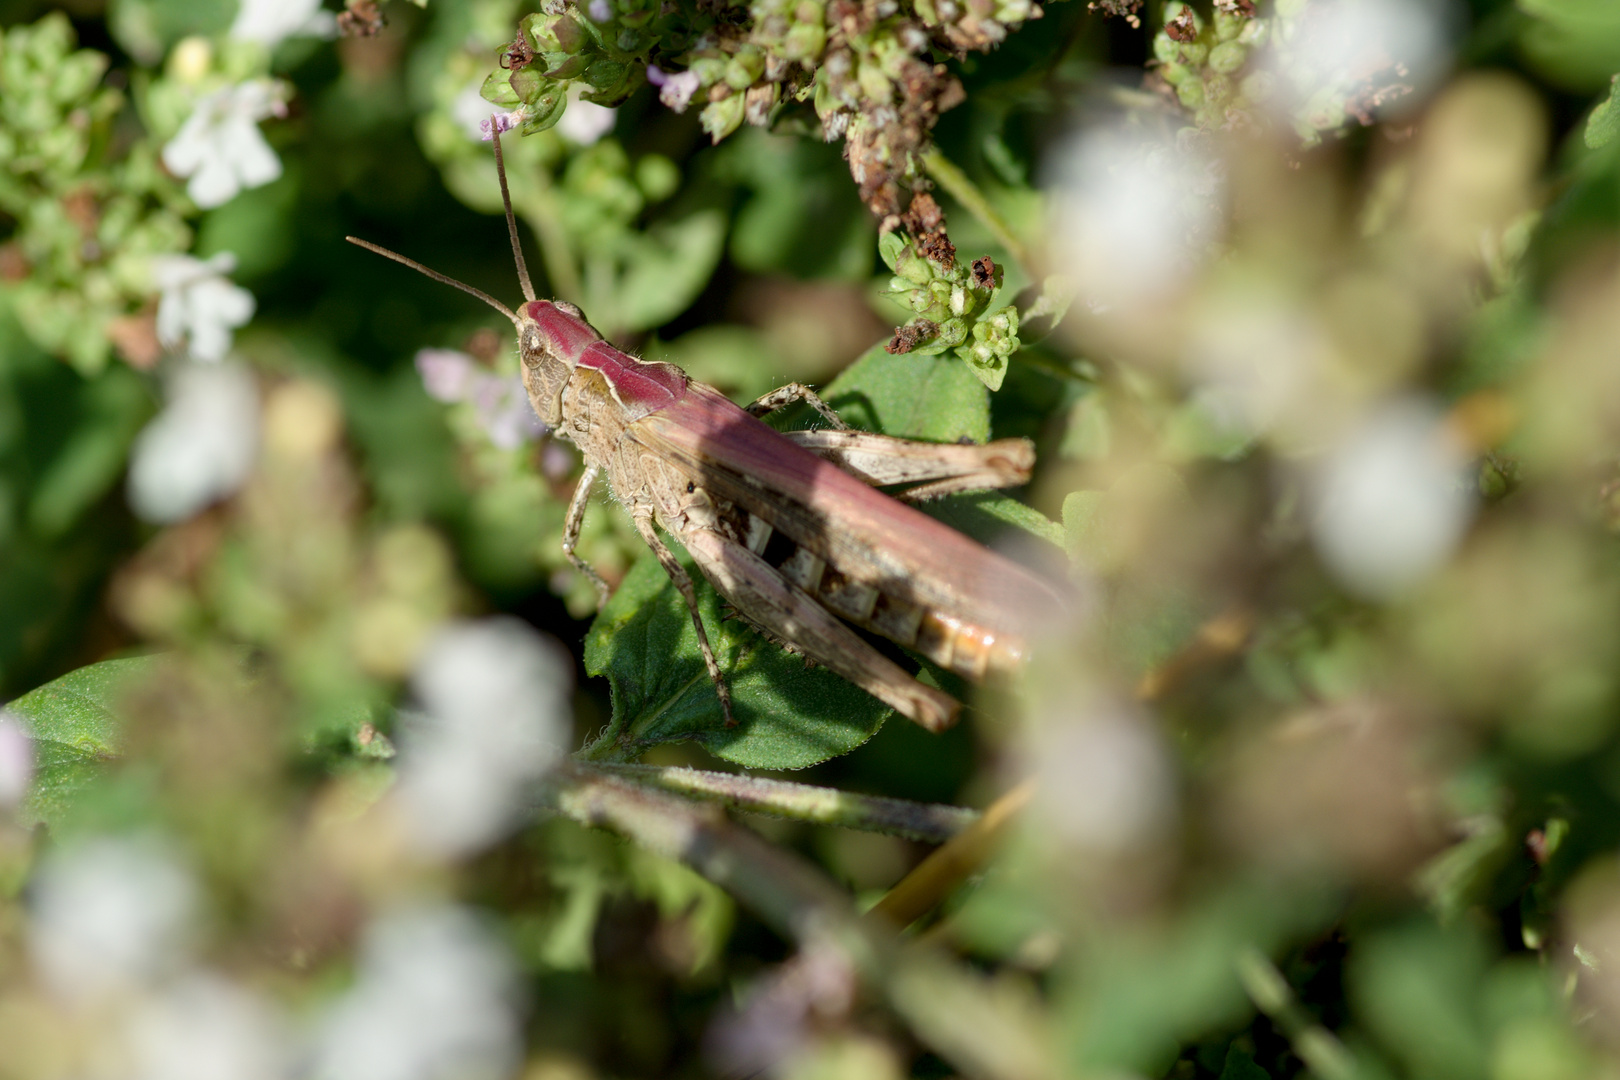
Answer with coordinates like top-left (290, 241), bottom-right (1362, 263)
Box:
top-left (746, 384), bottom-right (849, 430)
top-left (631, 511), bottom-right (737, 727)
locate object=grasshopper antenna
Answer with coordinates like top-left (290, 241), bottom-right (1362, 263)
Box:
top-left (490, 126), bottom-right (536, 303)
top-left (344, 236), bottom-right (522, 329)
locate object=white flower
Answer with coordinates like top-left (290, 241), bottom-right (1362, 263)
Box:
top-left (395, 618), bottom-right (571, 857)
top-left (127, 974), bottom-right (289, 1080)
top-left (0, 709), bottom-right (32, 811)
top-left (1308, 398), bottom-right (1475, 599)
top-left (28, 835), bottom-right (198, 1000)
top-left (128, 360), bottom-right (260, 524)
top-left (153, 252), bottom-right (255, 362)
top-left (557, 84), bottom-right (616, 146)
top-left (230, 0), bottom-right (338, 48)
top-left (1030, 693), bottom-right (1176, 855)
top-left (162, 80), bottom-right (286, 209)
top-left (311, 906), bottom-right (522, 1080)
top-left (1050, 121), bottom-right (1223, 310)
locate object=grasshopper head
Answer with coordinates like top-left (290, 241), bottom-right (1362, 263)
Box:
top-left (518, 299), bottom-right (602, 426)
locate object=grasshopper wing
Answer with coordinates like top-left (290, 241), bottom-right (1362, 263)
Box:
top-left (629, 384), bottom-right (1069, 641)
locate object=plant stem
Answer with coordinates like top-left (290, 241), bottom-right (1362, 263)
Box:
top-left (586, 762), bottom-right (979, 842)
top-left (922, 148), bottom-right (1030, 275)
top-left (536, 763), bottom-right (1056, 1080)
top-left (866, 778), bottom-right (1034, 929)
top-left (1236, 947), bottom-right (1358, 1080)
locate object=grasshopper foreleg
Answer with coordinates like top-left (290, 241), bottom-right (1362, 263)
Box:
top-left (681, 526), bottom-right (960, 733)
top-left (783, 430), bottom-right (1036, 502)
top-left (746, 384), bottom-right (849, 430)
top-left (631, 511), bottom-right (736, 727)
top-left (562, 464), bottom-right (612, 610)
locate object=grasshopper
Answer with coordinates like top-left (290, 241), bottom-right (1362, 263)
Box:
top-left (349, 132), bottom-right (1065, 733)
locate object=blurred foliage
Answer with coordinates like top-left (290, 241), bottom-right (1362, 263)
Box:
top-left (6, 0), bottom-right (1620, 1078)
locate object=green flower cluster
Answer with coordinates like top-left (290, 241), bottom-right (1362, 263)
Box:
top-left (483, 0), bottom-right (1052, 217)
top-left (879, 224), bottom-right (1020, 390)
top-left (1152, 0), bottom-right (1268, 129)
top-left (0, 14), bottom-right (191, 374)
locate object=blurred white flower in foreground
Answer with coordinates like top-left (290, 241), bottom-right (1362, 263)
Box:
top-left (128, 361), bottom-right (260, 524)
top-left (153, 252), bottom-right (256, 362)
top-left (162, 80), bottom-right (286, 209)
top-left (311, 906), bottom-right (522, 1080)
top-left (128, 974), bottom-right (288, 1080)
top-left (1049, 122), bottom-right (1223, 310)
top-left (416, 349), bottom-right (546, 449)
top-left (556, 85), bottom-right (617, 146)
top-left (396, 618), bottom-right (572, 856)
top-left (1309, 398), bottom-right (1474, 599)
top-left (231, 0), bottom-right (335, 47)
top-left (1183, 299), bottom-right (1329, 443)
top-left (1030, 692), bottom-right (1176, 855)
top-left (1263, 0), bottom-right (1455, 127)
top-left (229, 0), bottom-right (337, 48)
top-left (28, 835), bottom-right (197, 1000)
top-left (453, 81), bottom-right (501, 141)
top-left (0, 709), bottom-right (32, 811)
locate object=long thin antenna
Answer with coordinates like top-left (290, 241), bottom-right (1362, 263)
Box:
top-left (345, 236), bottom-right (521, 328)
top-left (491, 126), bottom-right (536, 303)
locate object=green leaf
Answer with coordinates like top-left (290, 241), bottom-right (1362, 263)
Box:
top-left (583, 547), bottom-right (890, 770)
top-left (6, 655), bottom-right (158, 829)
top-left (587, 209), bottom-right (727, 334)
top-left (480, 68), bottom-right (522, 107)
top-left (1218, 1046), bottom-right (1271, 1080)
top-left (1586, 76), bottom-right (1620, 149)
top-left (923, 491), bottom-right (1064, 551)
top-left (822, 341), bottom-right (990, 442)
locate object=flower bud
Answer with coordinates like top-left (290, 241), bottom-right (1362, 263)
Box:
top-left (700, 93), bottom-right (746, 142)
top-left (937, 317), bottom-right (969, 346)
top-left (1209, 41), bottom-right (1246, 74)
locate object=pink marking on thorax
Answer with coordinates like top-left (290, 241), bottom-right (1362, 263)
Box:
top-left (524, 300), bottom-right (600, 363)
top-left (577, 340), bottom-right (688, 414)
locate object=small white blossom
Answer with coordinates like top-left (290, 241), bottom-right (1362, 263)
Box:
top-left (29, 835), bottom-right (198, 1000)
top-left (311, 906), bottom-right (522, 1080)
top-left (1308, 398), bottom-right (1474, 599)
top-left (0, 709), bottom-right (32, 811)
top-left (229, 0), bottom-right (338, 48)
top-left (162, 80), bottom-right (286, 209)
top-left (396, 618), bottom-right (571, 856)
top-left (557, 84), bottom-right (616, 145)
top-left (128, 360), bottom-right (260, 524)
top-left (127, 974), bottom-right (289, 1080)
top-left (153, 252), bottom-right (255, 362)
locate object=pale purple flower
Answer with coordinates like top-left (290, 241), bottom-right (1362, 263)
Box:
top-left (415, 349), bottom-right (545, 449)
top-left (162, 80), bottom-right (286, 209)
top-left (0, 710), bottom-right (32, 811)
top-left (588, 0), bottom-right (612, 22)
top-left (478, 110), bottom-right (524, 142)
top-left (648, 65), bottom-right (702, 114)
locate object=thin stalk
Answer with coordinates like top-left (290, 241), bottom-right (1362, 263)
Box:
top-left (865, 779), bottom-right (1034, 929)
top-left (536, 764), bottom-right (1055, 1080)
top-left (587, 763), bottom-right (979, 842)
top-left (1236, 947), bottom-right (1357, 1080)
top-left (922, 148), bottom-right (1031, 274)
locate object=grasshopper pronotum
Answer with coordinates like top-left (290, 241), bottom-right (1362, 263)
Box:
top-left (349, 132), bottom-right (1065, 732)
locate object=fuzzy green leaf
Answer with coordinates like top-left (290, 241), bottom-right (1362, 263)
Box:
top-left (582, 547), bottom-right (890, 770)
top-left (822, 341), bottom-right (990, 443)
top-left (1587, 76), bottom-right (1620, 148)
top-left (6, 655), bottom-right (157, 828)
